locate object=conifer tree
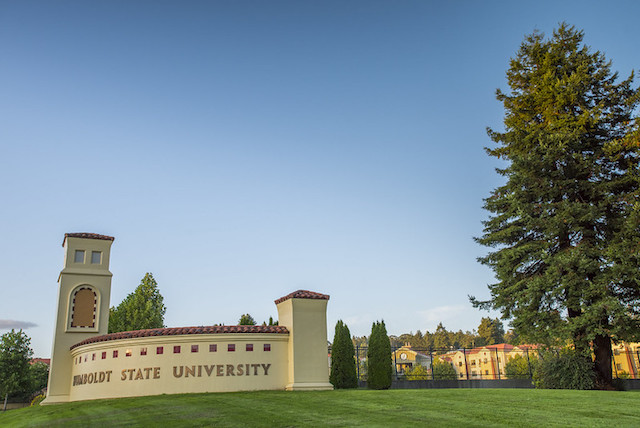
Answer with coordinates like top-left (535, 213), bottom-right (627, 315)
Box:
top-left (238, 314), bottom-right (257, 325)
top-left (329, 320), bottom-right (358, 389)
top-left (477, 317), bottom-right (505, 346)
top-left (473, 24), bottom-right (640, 386)
top-left (367, 320), bottom-right (392, 389)
top-left (109, 273), bottom-right (166, 333)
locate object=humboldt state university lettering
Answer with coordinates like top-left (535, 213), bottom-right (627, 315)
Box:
top-left (73, 371), bottom-right (112, 386)
top-left (173, 363), bottom-right (271, 378)
top-left (120, 367), bottom-right (161, 381)
top-left (72, 363), bottom-right (271, 387)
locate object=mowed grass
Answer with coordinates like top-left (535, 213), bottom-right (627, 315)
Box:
top-left (2, 388), bottom-right (639, 427)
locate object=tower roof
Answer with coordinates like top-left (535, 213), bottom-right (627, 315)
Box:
top-left (274, 290), bottom-right (330, 304)
top-left (62, 233), bottom-right (115, 247)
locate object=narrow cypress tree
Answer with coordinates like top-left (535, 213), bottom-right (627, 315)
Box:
top-left (367, 320), bottom-right (392, 389)
top-left (329, 320), bottom-right (358, 389)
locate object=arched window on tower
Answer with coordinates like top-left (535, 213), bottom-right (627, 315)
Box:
top-left (70, 287), bottom-right (97, 328)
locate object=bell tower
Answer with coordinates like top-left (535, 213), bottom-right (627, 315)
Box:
top-left (43, 233), bottom-right (114, 404)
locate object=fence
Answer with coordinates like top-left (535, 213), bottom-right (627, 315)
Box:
top-left (337, 345), bottom-right (640, 381)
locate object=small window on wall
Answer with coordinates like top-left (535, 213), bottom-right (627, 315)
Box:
top-left (174, 346), bottom-right (181, 354)
top-left (92, 353), bottom-right (96, 360)
top-left (141, 348), bottom-right (147, 356)
top-left (191, 345), bottom-right (199, 353)
top-left (228, 344), bottom-right (235, 352)
top-left (102, 352), bottom-right (106, 360)
top-left (209, 344), bottom-right (217, 352)
top-left (246, 344), bottom-right (253, 352)
top-left (157, 346), bottom-right (164, 355)
top-left (113, 350), bottom-right (118, 358)
top-left (126, 349), bottom-right (132, 357)
top-left (91, 251), bottom-right (102, 264)
top-left (264, 344), bottom-right (271, 352)
top-left (74, 250), bottom-right (85, 263)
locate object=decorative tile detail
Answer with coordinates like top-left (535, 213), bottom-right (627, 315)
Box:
top-left (71, 325), bottom-right (288, 350)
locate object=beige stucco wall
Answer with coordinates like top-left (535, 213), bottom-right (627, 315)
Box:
top-left (277, 298), bottom-right (332, 390)
top-left (68, 333), bottom-right (289, 401)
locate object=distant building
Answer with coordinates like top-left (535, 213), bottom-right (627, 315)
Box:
top-left (612, 342), bottom-right (640, 378)
top-left (438, 344), bottom-right (538, 379)
top-left (392, 345), bottom-right (431, 374)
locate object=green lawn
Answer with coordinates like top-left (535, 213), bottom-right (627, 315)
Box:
top-left (2, 389), bottom-right (639, 427)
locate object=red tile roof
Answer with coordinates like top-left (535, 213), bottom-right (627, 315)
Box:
top-left (31, 358), bottom-right (50, 365)
top-left (63, 233), bottom-right (115, 247)
top-left (485, 344), bottom-right (515, 351)
top-left (274, 290), bottom-right (330, 304)
top-left (70, 325), bottom-right (289, 350)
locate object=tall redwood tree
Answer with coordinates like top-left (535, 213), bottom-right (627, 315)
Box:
top-left (473, 24), bottom-right (640, 386)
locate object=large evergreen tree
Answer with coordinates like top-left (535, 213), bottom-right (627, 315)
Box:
top-left (367, 320), bottom-right (392, 389)
top-left (473, 24), bottom-right (640, 387)
top-left (109, 273), bottom-right (166, 333)
top-left (329, 320), bottom-right (358, 389)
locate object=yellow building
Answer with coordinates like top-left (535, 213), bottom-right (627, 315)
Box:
top-left (392, 345), bottom-right (432, 374)
top-left (439, 344), bottom-right (538, 380)
top-left (43, 233), bottom-right (333, 404)
top-left (612, 342), bottom-right (640, 378)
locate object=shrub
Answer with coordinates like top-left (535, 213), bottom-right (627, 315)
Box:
top-left (533, 349), bottom-right (595, 390)
top-left (505, 354), bottom-right (537, 379)
top-left (30, 393), bottom-right (45, 406)
top-left (616, 370), bottom-right (630, 379)
top-left (432, 360), bottom-right (457, 380)
top-left (404, 365), bottom-right (429, 380)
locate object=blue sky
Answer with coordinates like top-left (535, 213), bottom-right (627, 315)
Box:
top-left (1, 1), bottom-right (638, 357)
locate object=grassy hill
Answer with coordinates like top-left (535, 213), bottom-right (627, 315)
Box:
top-left (2, 388), bottom-right (639, 427)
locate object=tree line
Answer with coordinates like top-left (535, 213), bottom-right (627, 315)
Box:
top-left (351, 317), bottom-right (509, 351)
